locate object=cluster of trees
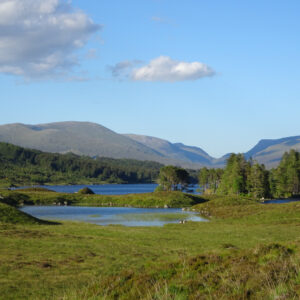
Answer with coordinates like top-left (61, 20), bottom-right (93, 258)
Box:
top-left (198, 150), bottom-right (300, 199)
top-left (2, 141), bottom-right (300, 200)
top-left (0, 142), bottom-right (162, 186)
top-left (157, 166), bottom-right (190, 191)
top-left (198, 167), bottom-right (224, 194)
top-left (216, 154), bottom-right (269, 198)
top-left (269, 150), bottom-right (300, 198)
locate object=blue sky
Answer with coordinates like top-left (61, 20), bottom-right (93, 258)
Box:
top-left (1, 0), bottom-right (300, 157)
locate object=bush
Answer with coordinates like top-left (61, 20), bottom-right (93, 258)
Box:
top-left (77, 187), bottom-right (95, 195)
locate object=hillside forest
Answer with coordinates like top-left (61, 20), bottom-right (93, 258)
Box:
top-left (0, 142), bottom-right (300, 199)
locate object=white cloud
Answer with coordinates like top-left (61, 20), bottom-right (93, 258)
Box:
top-left (131, 56), bottom-right (215, 82)
top-left (0, 0), bottom-right (101, 79)
top-left (108, 60), bottom-right (142, 78)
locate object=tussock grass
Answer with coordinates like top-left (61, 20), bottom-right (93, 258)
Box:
top-left (64, 243), bottom-right (299, 300)
top-left (1, 193), bottom-right (300, 299)
top-left (0, 190), bottom-right (205, 208)
top-left (0, 202), bottom-right (55, 225)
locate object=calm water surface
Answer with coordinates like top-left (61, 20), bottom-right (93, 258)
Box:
top-left (262, 199), bottom-right (300, 204)
top-left (21, 206), bottom-right (207, 227)
top-left (16, 183), bottom-right (200, 195)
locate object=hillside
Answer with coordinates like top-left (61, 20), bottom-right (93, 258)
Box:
top-left (0, 142), bottom-right (162, 186)
top-left (0, 122), bottom-right (167, 161)
top-left (124, 134), bottom-right (213, 165)
top-left (0, 122), bottom-right (213, 168)
top-left (245, 136), bottom-right (300, 168)
top-left (0, 121), bottom-right (299, 168)
top-left (0, 202), bottom-right (48, 224)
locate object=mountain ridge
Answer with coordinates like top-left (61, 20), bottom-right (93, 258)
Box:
top-left (0, 121), bottom-right (299, 168)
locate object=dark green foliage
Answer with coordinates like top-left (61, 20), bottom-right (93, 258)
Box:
top-left (247, 162), bottom-right (269, 198)
top-left (217, 154), bottom-right (250, 195)
top-left (0, 202), bottom-right (53, 224)
top-left (215, 154), bottom-right (269, 198)
top-left (272, 149), bottom-right (300, 198)
top-left (0, 142), bottom-right (162, 186)
top-left (0, 192), bottom-right (30, 207)
top-left (157, 165), bottom-right (190, 191)
top-left (78, 187), bottom-right (95, 195)
top-left (205, 150), bottom-right (300, 199)
top-left (198, 167), bottom-right (223, 194)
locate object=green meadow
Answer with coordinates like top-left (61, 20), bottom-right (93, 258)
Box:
top-left (1, 191), bottom-right (300, 299)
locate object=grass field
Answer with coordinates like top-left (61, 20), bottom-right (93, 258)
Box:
top-left (0, 189), bottom-right (205, 208)
top-left (1, 192), bottom-right (300, 299)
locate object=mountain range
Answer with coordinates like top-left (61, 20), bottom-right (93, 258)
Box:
top-left (0, 121), bottom-right (299, 169)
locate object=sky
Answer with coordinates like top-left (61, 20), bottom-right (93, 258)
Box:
top-left (1, 0), bottom-right (300, 158)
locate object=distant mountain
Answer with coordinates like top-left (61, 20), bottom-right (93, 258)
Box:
top-left (0, 122), bottom-right (165, 161)
top-left (124, 134), bottom-right (213, 165)
top-left (0, 122), bottom-right (210, 168)
top-left (0, 121), bottom-right (299, 169)
top-left (245, 136), bottom-right (300, 168)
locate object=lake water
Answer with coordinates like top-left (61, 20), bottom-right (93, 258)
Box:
top-left (262, 199), bottom-right (300, 204)
top-left (16, 183), bottom-right (200, 195)
top-left (21, 206), bottom-right (207, 227)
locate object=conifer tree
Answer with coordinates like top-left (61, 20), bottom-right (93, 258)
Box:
top-left (217, 154), bottom-right (248, 195)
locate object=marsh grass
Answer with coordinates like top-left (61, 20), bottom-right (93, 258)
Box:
top-left (0, 190), bottom-right (206, 208)
top-left (1, 194), bottom-right (300, 299)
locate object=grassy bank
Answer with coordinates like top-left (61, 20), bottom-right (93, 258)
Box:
top-left (1, 194), bottom-right (300, 299)
top-left (0, 202), bottom-right (52, 225)
top-left (0, 189), bottom-right (205, 208)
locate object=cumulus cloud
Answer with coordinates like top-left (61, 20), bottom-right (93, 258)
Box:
top-left (108, 60), bottom-right (142, 78)
top-left (131, 56), bottom-right (215, 82)
top-left (0, 0), bottom-right (101, 79)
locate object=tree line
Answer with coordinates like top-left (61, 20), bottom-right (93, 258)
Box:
top-left (0, 142), bottom-right (162, 186)
top-left (2, 141), bottom-right (300, 198)
top-left (197, 150), bottom-right (300, 198)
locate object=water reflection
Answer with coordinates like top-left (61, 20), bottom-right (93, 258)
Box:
top-left (21, 206), bottom-right (207, 227)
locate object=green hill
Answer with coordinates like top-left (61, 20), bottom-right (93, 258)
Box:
top-left (0, 202), bottom-right (46, 224)
top-left (0, 142), bottom-right (162, 187)
top-left (0, 121), bottom-right (169, 162)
